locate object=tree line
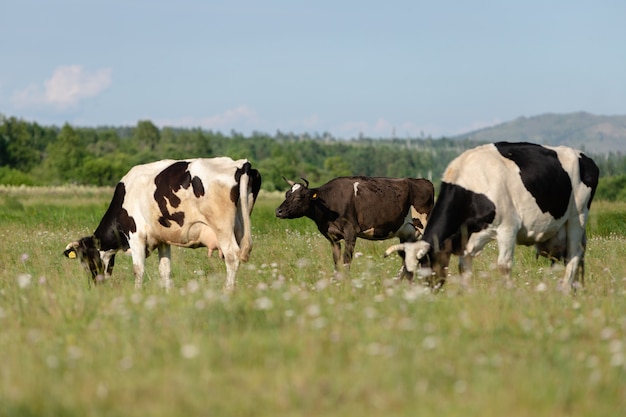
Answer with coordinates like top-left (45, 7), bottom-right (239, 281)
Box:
top-left (2, 114), bottom-right (626, 200)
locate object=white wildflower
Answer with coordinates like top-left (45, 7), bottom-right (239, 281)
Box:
top-left (600, 327), bottom-right (615, 340)
top-left (295, 258), bottom-right (310, 269)
top-left (17, 274), bottom-right (32, 289)
top-left (311, 317), bottom-right (327, 329)
top-left (119, 356), bottom-right (133, 370)
top-left (609, 339), bottom-right (623, 354)
top-left (315, 278), bottom-right (330, 291)
top-left (351, 279), bottom-right (364, 289)
top-left (130, 292), bottom-right (142, 304)
top-left (144, 295), bottom-right (159, 310)
top-left (422, 335), bottom-right (438, 350)
top-left (66, 345), bottom-right (82, 361)
top-left (610, 352), bottom-right (624, 367)
top-left (181, 344), bottom-right (199, 359)
top-left (254, 296), bottom-right (273, 311)
top-left (46, 355), bottom-right (59, 369)
top-left (306, 304), bottom-right (321, 317)
top-left (186, 279), bottom-right (200, 293)
top-left (363, 306), bottom-right (377, 319)
top-left (454, 380), bottom-right (467, 394)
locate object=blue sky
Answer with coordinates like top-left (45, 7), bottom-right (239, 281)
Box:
top-left (2, 0), bottom-right (625, 138)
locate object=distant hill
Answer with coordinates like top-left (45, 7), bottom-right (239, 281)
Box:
top-left (454, 112), bottom-right (626, 154)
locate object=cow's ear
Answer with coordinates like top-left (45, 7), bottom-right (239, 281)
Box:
top-left (415, 241), bottom-right (431, 259)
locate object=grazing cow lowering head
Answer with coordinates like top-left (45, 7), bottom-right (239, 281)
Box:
top-left (64, 157), bottom-right (262, 291)
top-left (276, 176), bottom-right (434, 278)
top-left (385, 142), bottom-right (599, 292)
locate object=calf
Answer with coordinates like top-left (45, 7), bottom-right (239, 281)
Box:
top-left (276, 176), bottom-right (434, 278)
top-left (64, 157), bottom-right (261, 291)
top-left (385, 142), bottom-right (599, 291)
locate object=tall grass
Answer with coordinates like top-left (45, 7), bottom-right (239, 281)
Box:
top-left (0, 187), bottom-right (625, 416)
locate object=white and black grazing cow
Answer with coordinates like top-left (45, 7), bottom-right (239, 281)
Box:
top-left (64, 157), bottom-right (262, 291)
top-left (276, 176), bottom-right (434, 277)
top-left (385, 142), bottom-right (599, 291)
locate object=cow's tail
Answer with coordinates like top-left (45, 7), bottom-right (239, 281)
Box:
top-left (238, 162), bottom-right (253, 262)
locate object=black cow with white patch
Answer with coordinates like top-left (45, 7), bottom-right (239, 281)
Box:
top-left (385, 142), bottom-right (599, 291)
top-left (276, 176), bottom-right (434, 277)
top-left (64, 157), bottom-right (261, 291)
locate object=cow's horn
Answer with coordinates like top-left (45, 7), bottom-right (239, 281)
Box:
top-left (384, 243), bottom-right (406, 257)
top-left (65, 241), bottom-right (79, 250)
top-left (64, 241), bottom-right (80, 259)
top-left (301, 177), bottom-right (309, 188)
top-left (282, 176), bottom-right (296, 186)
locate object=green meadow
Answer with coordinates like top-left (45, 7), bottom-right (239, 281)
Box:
top-left (1, 186), bottom-right (625, 417)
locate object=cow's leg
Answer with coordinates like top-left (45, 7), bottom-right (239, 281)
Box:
top-left (158, 244), bottom-right (172, 291)
top-left (491, 228), bottom-right (518, 288)
top-left (100, 252), bottom-right (116, 282)
top-left (457, 255), bottom-right (474, 287)
top-left (397, 251), bottom-right (414, 281)
top-left (131, 249), bottom-right (146, 289)
top-left (129, 237), bottom-right (147, 289)
top-left (465, 228), bottom-right (503, 279)
top-left (562, 253), bottom-right (582, 293)
top-left (342, 236), bottom-right (357, 270)
top-left (394, 247), bottom-right (413, 281)
top-left (578, 231), bottom-right (587, 285)
top-left (562, 221), bottom-right (586, 292)
top-left (396, 223), bottom-right (418, 280)
top-left (329, 240), bottom-right (342, 271)
top-left (218, 235), bottom-right (240, 293)
top-left (222, 248), bottom-right (240, 293)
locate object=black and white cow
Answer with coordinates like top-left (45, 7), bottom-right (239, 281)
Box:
top-left (385, 142), bottom-right (599, 291)
top-left (276, 176), bottom-right (434, 277)
top-left (64, 157), bottom-right (262, 291)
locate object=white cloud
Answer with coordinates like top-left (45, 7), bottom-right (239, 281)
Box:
top-left (200, 105), bottom-right (259, 129)
top-left (336, 118), bottom-right (432, 138)
top-left (11, 65), bottom-right (112, 110)
top-left (156, 105), bottom-right (260, 131)
top-left (452, 118), bottom-right (502, 135)
top-left (333, 117), bottom-right (503, 139)
top-left (299, 113), bottom-right (320, 130)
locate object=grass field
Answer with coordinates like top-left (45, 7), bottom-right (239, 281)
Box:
top-left (1, 186), bottom-right (625, 417)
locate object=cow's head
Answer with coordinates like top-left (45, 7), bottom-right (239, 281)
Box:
top-left (275, 177), bottom-right (316, 219)
top-left (385, 240), bottom-right (431, 272)
top-left (64, 236), bottom-right (109, 282)
top-left (384, 238), bottom-right (453, 288)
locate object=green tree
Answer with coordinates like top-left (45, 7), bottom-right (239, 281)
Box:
top-left (134, 120), bottom-right (160, 152)
top-left (80, 156), bottom-right (130, 186)
top-left (0, 166), bottom-right (34, 185)
top-left (323, 156), bottom-right (351, 178)
top-left (0, 116), bottom-right (42, 171)
top-left (46, 123), bottom-right (86, 183)
top-left (596, 175), bottom-right (626, 201)
top-left (256, 157), bottom-right (293, 191)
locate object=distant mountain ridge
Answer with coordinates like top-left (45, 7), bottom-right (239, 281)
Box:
top-left (454, 112), bottom-right (626, 154)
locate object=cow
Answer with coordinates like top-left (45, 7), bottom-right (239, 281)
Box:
top-left (385, 141), bottom-right (599, 292)
top-left (64, 157), bottom-right (262, 291)
top-left (275, 176), bottom-right (434, 278)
